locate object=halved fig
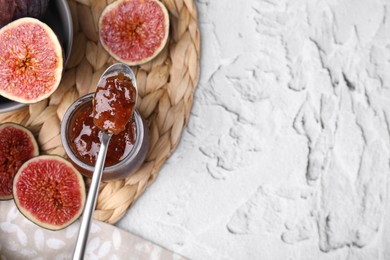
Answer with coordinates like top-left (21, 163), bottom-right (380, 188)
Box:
top-left (0, 17), bottom-right (63, 103)
top-left (99, 0), bottom-right (170, 66)
top-left (13, 155), bottom-right (86, 230)
top-left (0, 122), bottom-right (39, 200)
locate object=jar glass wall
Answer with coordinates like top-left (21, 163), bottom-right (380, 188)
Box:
top-left (61, 93), bottom-right (149, 180)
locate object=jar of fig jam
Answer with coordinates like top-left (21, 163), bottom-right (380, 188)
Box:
top-left (61, 93), bottom-right (149, 180)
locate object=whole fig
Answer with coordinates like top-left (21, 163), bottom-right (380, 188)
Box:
top-left (29, 0), bottom-right (50, 19)
top-left (0, 0), bottom-right (50, 28)
top-left (13, 0), bottom-right (50, 20)
top-left (0, 0), bottom-right (16, 28)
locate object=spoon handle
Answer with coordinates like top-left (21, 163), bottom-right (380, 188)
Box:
top-left (72, 133), bottom-right (112, 260)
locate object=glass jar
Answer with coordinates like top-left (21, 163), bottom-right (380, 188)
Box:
top-left (60, 93), bottom-right (149, 180)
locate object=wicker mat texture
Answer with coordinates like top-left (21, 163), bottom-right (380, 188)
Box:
top-left (0, 0), bottom-right (200, 224)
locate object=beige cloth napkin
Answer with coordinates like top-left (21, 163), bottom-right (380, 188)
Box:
top-left (0, 200), bottom-right (184, 259)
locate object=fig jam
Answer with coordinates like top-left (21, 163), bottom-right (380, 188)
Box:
top-left (93, 72), bottom-right (137, 135)
top-left (68, 100), bottom-right (136, 166)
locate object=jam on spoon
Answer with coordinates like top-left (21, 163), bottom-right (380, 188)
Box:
top-left (93, 72), bottom-right (137, 135)
top-left (68, 71), bottom-right (137, 167)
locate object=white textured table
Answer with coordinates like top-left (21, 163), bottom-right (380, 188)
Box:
top-left (117, 0), bottom-right (390, 259)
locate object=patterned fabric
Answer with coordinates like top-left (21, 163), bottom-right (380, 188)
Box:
top-left (0, 201), bottom-right (185, 259)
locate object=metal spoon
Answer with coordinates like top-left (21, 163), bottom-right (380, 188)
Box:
top-left (72, 63), bottom-right (137, 260)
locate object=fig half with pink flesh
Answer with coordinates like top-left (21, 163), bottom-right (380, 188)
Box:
top-left (13, 155), bottom-right (86, 230)
top-left (0, 122), bottom-right (39, 200)
top-left (99, 0), bottom-right (170, 66)
top-left (0, 17), bottom-right (63, 103)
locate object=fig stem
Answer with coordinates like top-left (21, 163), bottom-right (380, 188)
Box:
top-left (72, 132), bottom-right (112, 260)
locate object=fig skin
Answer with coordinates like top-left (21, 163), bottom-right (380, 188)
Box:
top-left (0, 0), bottom-right (50, 28)
top-left (0, 122), bottom-right (39, 200)
top-left (0, 0), bottom-right (16, 28)
top-left (14, 0), bottom-right (50, 20)
top-left (13, 155), bottom-right (86, 231)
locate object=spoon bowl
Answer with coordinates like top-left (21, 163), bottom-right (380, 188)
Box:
top-left (97, 63), bottom-right (138, 108)
top-left (93, 63), bottom-right (138, 135)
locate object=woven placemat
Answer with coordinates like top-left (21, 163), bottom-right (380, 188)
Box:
top-left (0, 0), bottom-right (200, 224)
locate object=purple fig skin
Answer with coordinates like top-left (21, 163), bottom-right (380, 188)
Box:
top-left (13, 0), bottom-right (29, 19)
top-left (0, 0), bottom-right (16, 28)
top-left (27, 0), bottom-right (50, 19)
top-left (0, 0), bottom-right (50, 28)
top-left (39, 0), bottom-right (50, 18)
top-left (14, 0), bottom-right (50, 19)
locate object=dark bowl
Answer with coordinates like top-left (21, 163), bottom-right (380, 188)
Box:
top-left (0, 0), bottom-right (73, 113)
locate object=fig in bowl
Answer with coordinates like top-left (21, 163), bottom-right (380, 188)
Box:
top-left (0, 0), bottom-right (72, 113)
top-left (0, 17), bottom-right (63, 104)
